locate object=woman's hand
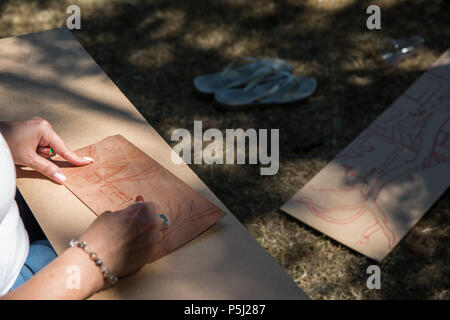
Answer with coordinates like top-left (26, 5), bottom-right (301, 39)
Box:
top-left (79, 201), bottom-right (163, 278)
top-left (0, 117), bottom-right (92, 184)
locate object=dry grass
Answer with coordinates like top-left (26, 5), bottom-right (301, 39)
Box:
top-left (0, 0), bottom-right (449, 299)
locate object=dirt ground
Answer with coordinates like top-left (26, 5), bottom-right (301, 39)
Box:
top-left (0, 0), bottom-right (448, 299)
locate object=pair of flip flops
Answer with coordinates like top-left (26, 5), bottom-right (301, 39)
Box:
top-left (194, 56), bottom-right (317, 109)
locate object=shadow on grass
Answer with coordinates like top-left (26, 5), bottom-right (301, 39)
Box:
top-left (0, 0), bottom-right (449, 299)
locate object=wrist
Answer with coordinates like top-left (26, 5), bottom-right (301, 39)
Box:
top-left (65, 246), bottom-right (106, 294)
top-left (69, 239), bottom-right (118, 288)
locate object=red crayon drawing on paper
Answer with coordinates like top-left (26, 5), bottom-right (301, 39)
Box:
top-left (281, 55), bottom-right (450, 261)
top-left (59, 135), bottom-right (226, 263)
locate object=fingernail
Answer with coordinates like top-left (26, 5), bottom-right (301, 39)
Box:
top-left (54, 172), bottom-right (66, 183)
top-left (135, 195), bottom-right (144, 203)
top-left (83, 156), bottom-right (94, 162)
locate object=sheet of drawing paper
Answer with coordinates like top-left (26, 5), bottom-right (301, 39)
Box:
top-left (0, 28), bottom-right (307, 299)
top-left (59, 134), bottom-right (226, 263)
top-left (281, 50), bottom-right (450, 261)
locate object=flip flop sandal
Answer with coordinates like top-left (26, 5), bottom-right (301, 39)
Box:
top-left (214, 71), bottom-right (317, 109)
top-left (193, 56), bottom-right (292, 95)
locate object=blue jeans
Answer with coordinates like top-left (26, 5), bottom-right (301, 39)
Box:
top-left (10, 240), bottom-right (56, 291)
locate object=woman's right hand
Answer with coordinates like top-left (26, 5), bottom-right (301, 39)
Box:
top-left (79, 201), bottom-right (163, 279)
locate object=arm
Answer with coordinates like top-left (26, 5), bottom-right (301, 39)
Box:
top-left (2, 246), bottom-right (104, 300)
top-left (2, 201), bottom-right (163, 300)
top-left (0, 118), bottom-right (163, 299)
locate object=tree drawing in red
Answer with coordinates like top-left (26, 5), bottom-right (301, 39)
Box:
top-left (290, 71), bottom-right (450, 253)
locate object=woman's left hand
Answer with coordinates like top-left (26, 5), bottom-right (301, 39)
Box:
top-left (0, 117), bottom-right (92, 184)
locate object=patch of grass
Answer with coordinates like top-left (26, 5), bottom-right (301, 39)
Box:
top-left (1, 0), bottom-right (449, 299)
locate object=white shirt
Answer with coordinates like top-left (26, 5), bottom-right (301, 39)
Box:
top-left (0, 133), bottom-right (29, 295)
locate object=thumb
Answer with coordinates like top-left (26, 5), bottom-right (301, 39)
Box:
top-left (29, 155), bottom-right (67, 184)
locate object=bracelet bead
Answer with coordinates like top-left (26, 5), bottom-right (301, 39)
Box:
top-left (69, 239), bottom-right (118, 286)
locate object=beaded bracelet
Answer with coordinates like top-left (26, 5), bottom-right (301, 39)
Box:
top-left (69, 239), bottom-right (118, 286)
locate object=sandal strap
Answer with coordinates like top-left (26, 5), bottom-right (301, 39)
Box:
top-left (223, 61), bottom-right (280, 91)
top-left (240, 66), bottom-right (277, 91)
top-left (221, 56), bottom-right (258, 77)
top-left (253, 71), bottom-right (303, 101)
top-left (220, 57), bottom-right (296, 96)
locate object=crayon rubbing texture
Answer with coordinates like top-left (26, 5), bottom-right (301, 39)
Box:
top-left (60, 134), bottom-right (226, 263)
top-left (281, 51), bottom-right (450, 261)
